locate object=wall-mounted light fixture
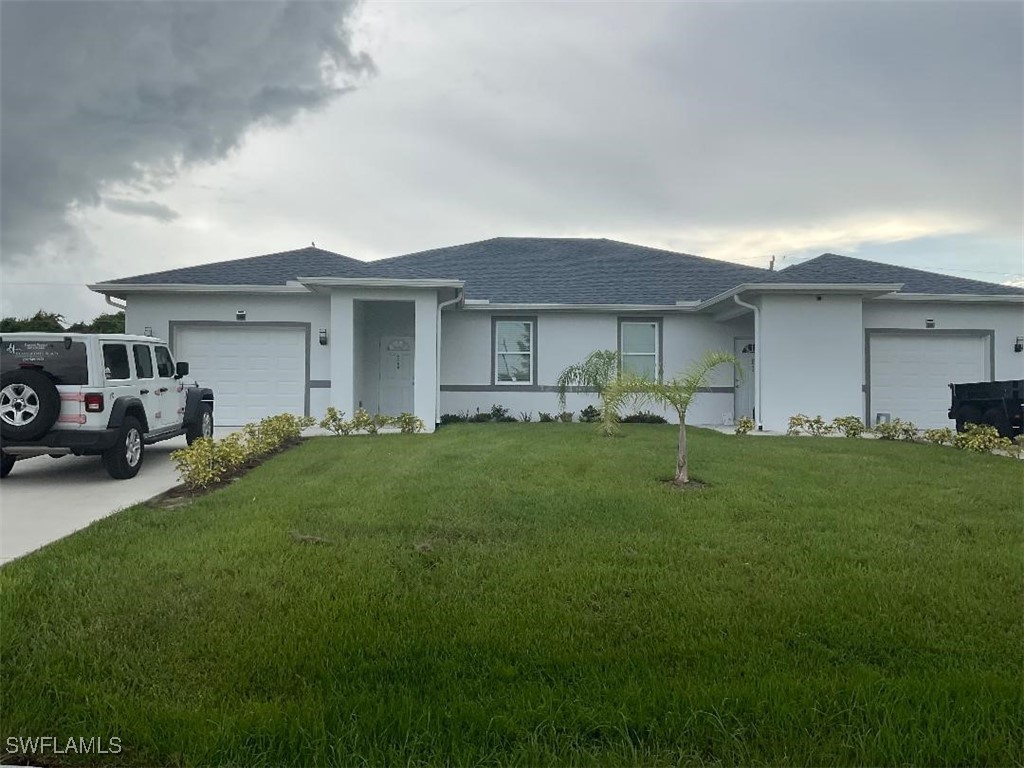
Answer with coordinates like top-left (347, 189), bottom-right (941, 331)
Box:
top-left (143, 326), bottom-right (153, 336)
top-left (318, 328), bottom-right (328, 346)
top-left (236, 309), bottom-right (247, 321)
top-left (1015, 336), bottom-right (1023, 353)
top-left (925, 318), bottom-right (935, 329)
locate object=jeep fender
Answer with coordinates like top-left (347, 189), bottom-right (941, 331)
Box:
top-left (183, 388), bottom-right (215, 425)
top-left (106, 397), bottom-right (149, 433)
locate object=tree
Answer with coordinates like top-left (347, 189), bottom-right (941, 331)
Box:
top-left (601, 350), bottom-right (739, 486)
top-left (0, 310), bottom-right (66, 332)
top-left (555, 349), bottom-right (621, 413)
top-left (67, 312), bottom-right (125, 334)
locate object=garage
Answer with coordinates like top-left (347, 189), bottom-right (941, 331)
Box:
top-left (868, 331), bottom-right (990, 429)
top-left (173, 324), bottom-right (307, 426)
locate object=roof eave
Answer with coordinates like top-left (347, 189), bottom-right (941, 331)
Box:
top-left (88, 282), bottom-right (312, 296)
top-left (873, 292), bottom-right (1024, 303)
top-left (697, 282), bottom-right (905, 311)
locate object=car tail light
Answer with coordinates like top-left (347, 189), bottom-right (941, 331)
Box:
top-left (84, 393), bottom-right (105, 412)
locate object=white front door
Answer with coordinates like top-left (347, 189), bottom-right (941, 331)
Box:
top-left (379, 336), bottom-right (414, 416)
top-left (734, 338), bottom-right (755, 421)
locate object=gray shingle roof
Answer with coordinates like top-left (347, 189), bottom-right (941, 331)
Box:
top-left (778, 253), bottom-right (1023, 296)
top-left (99, 239), bottom-right (1022, 302)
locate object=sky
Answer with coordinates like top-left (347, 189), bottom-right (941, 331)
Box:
top-left (1, 0), bottom-right (1021, 323)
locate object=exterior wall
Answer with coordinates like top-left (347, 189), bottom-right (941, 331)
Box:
top-left (125, 292), bottom-right (333, 416)
top-left (439, 310), bottom-right (751, 424)
top-left (757, 294), bottom-right (864, 431)
top-left (863, 300), bottom-right (1024, 381)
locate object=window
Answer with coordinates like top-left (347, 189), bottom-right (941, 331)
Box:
top-left (154, 346), bottom-right (175, 378)
top-left (1, 341), bottom-right (88, 385)
top-left (102, 344), bottom-right (131, 380)
top-left (133, 345), bottom-right (154, 379)
top-left (493, 319), bottom-right (534, 384)
top-left (619, 320), bottom-right (660, 379)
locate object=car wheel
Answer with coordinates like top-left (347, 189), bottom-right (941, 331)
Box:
top-left (0, 369), bottom-right (61, 441)
top-left (103, 416), bottom-right (145, 479)
top-left (0, 451), bottom-right (15, 479)
top-left (186, 404), bottom-right (214, 445)
top-left (955, 405), bottom-right (982, 433)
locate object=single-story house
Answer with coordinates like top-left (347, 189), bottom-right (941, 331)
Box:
top-left (89, 238), bottom-right (1024, 432)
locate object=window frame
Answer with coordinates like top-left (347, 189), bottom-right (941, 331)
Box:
top-left (491, 316), bottom-right (538, 386)
top-left (617, 317), bottom-right (663, 381)
top-left (133, 344), bottom-right (155, 380)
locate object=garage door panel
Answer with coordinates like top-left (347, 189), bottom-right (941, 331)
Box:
top-left (869, 333), bottom-right (988, 429)
top-left (175, 326), bottom-right (307, 426)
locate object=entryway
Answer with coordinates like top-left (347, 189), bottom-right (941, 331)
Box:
top-left (734, 338), bottom-right (755, 421)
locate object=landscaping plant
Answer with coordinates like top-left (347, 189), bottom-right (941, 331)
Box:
top-left (831, 415), bottom-right (865, 438)
top-left (579, 405), bottom-right (601, 423)
top-left (924, 427), bottom-right (955, 446)
top-left (555, 349), bottom-right (620, 414)
top-left (734, 416), bottom-right (755, 435)
top-left (874, 418), bottom-right (918, 441)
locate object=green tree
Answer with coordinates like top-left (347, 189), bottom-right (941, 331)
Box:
top-left (0, 310), bottom-right (66, 332)
top-left (67, 311), bottom-right (125, 333)
top-left (555, 349), bottom-right (621, 414)
top-left (601, 350), bottom-right (739, 486)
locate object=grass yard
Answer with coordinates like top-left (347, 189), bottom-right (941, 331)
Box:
top-left (1, 424), bottom-right (1021, 766)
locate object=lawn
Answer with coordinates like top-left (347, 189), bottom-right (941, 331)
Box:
top-left (1, 424), bottom-right (1021, 766)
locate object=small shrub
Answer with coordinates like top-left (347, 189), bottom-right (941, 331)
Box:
top-left (320, 407), bottom-right (353, 435)
top-left (395, 412), bottom-right (425, 434)
top-left (734, 415), bottom-right (755, 435)
top-left (538, 412), bottom-right (555, 423)
top-left (439, 413), bottom-right (466, 425)
top-left (489, 404), bottom-right (510, 421)
top-left (874, 418), bottom-right (917, 441)
top-left (923, 427), bottom-right (955, 446)
top-left (470, 411), bottom-right (492, 423)
top-left (579, 405), bottom-right (601, 423)
top-left (805, 416), bottom-right (834, 437)
top-left (787, 414), bottom-right (808, 436)
top-left (558, 411), bottom-right (574, 423)
top-left (351, 408), bottom-right (380, 435)
top-left (953, 423), bottom-right (1013, 454)
top-left (620, 412), bottom-right (668, 424)
top-left (831, 415), bottom-right (865, 438)
top-left (519, 411), bottom-right (533, 423)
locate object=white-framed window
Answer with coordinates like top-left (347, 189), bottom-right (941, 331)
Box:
top-left (493, 318), bottom-right (534, 384)
top-left (619, 320), bottom-right (660, 379)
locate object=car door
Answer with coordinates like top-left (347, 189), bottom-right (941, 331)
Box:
top-left (152, 344), bottom-right (182, 430)
top-left (131, 343), bottom-right (161, 433)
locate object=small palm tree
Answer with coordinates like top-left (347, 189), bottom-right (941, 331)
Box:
top-left (555, 349), bottom-right (621, 413)
top-left (601, 350), bottom-right (739, 486)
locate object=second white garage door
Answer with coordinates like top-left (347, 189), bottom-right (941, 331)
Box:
top-left (869, 332), bottom-right (989, 429)
top-left (175, 325), bottom-right (307, 426)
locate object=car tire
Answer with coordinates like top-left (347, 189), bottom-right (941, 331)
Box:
top-left (0, 451), bottom-right (15, 479)
top-left (103, 416), bottom-right (144, 480)
top-left (185, 404), bottom-right (214, 446)
top-left (983, 407), bottom-right (1012, 439)
top-left (0, 369), bottom-right (61, 441)
top-left (955, 405), bottom-right (982, 433)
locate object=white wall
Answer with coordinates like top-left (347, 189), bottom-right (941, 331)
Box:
top-left (757, 294), bottom-right (864, 431)
top-left (439, 310), bottom-right (751, 424)
top-left (863, 300), bottom-right (1024, 380)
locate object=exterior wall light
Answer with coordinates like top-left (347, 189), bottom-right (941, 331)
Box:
top-left (925, 318), bottom-right (935, 329)
top-left (143, 326), bottom-right (153, 336)
top-left (236, 309), bottom-right (246, 321)
top-left (1015, 336), bottom-right (1023, 353)
top-left (319, 328), bottom-right (328, 346)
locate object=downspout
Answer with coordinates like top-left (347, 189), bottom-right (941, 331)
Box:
top-left (105, 295), bottom-right (127, 311)
top-left (733, 294), bottom-right (762, 430)
top-left (435, 288), bottom-right (464, 425)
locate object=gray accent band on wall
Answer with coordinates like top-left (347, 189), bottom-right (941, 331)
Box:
top-left (309, 380), bottom-right (331, 388)
top-left (863, 327), bottom-right (995, 427)
top-left (491, 315), bottom-right (539, 386)
top-left (440, 384), bottom-right (734, 394)
top-left (168, 320), bottom-right (313, 417)
top-left (618, 316), bottom-right (664, 380)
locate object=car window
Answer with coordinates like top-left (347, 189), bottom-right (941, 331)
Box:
top-left (154, 346), bottom-right (175, 378)
top-left (1, 340), bottom-right (88, 385)
top-left (103, 344), bottom-right (131, 380)
top-left (133, 345), bottom-right (154, 379)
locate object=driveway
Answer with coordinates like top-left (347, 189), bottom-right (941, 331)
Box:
top-left (0, 435), bottom-right (189, 565)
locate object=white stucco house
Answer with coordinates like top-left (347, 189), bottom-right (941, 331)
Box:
top-left (89, 238), bottom-right (1024, 432)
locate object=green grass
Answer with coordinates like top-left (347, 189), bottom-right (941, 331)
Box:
top-left (2, 425), bottom-right (1022, 766)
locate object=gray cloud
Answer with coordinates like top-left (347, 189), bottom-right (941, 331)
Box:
top-left (0, 0), bottom-right (370, 261)
top-left (104, 198), bottom-right (180, 223)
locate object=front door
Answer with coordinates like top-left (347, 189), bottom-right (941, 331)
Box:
top-left (379, 337), bottom-right (414, 416)
top-left (734, 338), bottom-right (755, 421)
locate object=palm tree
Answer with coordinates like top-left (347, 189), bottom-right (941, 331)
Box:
top-left (555, 349), bottom-right (621, 413)
top-left (601, 350), bottom-right (739, 486)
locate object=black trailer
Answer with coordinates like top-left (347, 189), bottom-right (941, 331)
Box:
top-left (948, 379), bottom-right (1024, 438)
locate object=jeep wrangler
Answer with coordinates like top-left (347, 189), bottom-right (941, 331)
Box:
top-left (0, 334), bottom-right (214, 479)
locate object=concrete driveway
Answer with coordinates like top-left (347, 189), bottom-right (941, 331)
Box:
top-left (0, 436), bottom-right (188, 565)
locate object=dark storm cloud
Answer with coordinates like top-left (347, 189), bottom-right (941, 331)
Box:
top-left (0, 0), bottom-right (370, 261)
top-left (103, 198), bottom-right (180, 223)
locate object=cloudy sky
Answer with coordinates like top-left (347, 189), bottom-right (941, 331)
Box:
top-left (1, 0), bottom-right (1021, 322)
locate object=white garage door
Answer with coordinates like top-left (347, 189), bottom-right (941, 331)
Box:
top-left (175, 325), bottom-right (307, 426)
top-left (869, 332), bottom-right (988, 428)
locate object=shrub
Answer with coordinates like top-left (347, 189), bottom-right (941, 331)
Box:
top-left (489, 404), bottom-right (510, 421)
top-left (519, 411), bottom-right (533, 423)
top-left (558, 411), bottom-right (574, 423)
top-left (831, 416), bottom-right (865, 438)
top-left (351, 408), bottom-right (381, 435)
top-left (439, 413), bottom-right (466, 425)
top-left (874, 418), bottom-right (918, 441)
top-left (470, 411), bottom-right (493, 423)
top-left (787, 414), bottom-right (834, 436)
top-left (620, 412), bottom-right (668, 424)
top-left (734, 415), bottom-right (755, 435)
top-left (395, 412), bottom-right (425, 434)
top-left (923, 427), bottom-right (955, 446)
top-left (579, 405), bottom-right (601, 423)
top-left (320, 407), bottom-right (353, 436)
top-left (952, 423), bottom-right (1014, 454)
top-left (786, 414), bottom-right (808, 436)
top-left (538, 412), bottom-right (555, 423)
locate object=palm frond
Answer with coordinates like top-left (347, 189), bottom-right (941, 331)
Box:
top-left (556, 349), bottom-right (619, 410)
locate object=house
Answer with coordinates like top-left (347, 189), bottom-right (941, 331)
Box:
top-left (89, 238), bottom-right (1024, 432)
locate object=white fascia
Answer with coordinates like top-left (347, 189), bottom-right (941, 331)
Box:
top-left (88, 283), bottom-right (311, 296)
top-left (697, 282), bottom-right (905, 312)
top-left (461, 302), bottom-right (702, 312)
top-left (872, 293), bottom-right (1024, 304)
top-left (296, 277), bottom-right (465, 290)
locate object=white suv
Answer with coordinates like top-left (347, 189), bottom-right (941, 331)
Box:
top-left (0, 333), bottom-right (215, 479)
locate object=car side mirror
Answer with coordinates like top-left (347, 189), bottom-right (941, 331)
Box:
top-left (175, 361), bottom-right (189, 378)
